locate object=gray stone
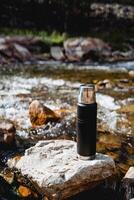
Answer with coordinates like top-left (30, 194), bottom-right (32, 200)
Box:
top-left (64, 37), bottom-right (111, 62)
top-left (13, 43), bottom-right (31, 60)
top-left (8, 140), bottom-right (116, 199)
top-left (50, 46), bottom-right (65, 61)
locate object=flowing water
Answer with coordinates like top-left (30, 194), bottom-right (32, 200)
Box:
top-left (0, 61), bottom-right (134, 200)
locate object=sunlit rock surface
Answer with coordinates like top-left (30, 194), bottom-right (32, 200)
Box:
top-left (129, 70), bottom-right (134, 78)
top-left (9, 140), bottom-right (116, 199)
top-left (29, 100), bottom-right (60, 127)
top-left (124, 167), bottom-right (134, 180)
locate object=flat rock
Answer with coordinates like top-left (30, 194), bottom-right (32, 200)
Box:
top-left (9, 140), bottom-right (116, 199)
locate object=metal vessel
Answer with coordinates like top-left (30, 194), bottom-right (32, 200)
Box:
top-left (77, 84), bottom-right (97, 160)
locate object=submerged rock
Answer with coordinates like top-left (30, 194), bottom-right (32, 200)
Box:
top-left (18, 185), bottom-right (32, 197)
top-left (9, 140), bottom-right (116, 199)
top-left (0, 119), bottom-right (16, 147)
top-left (29, 100), bottom-right (60, 127)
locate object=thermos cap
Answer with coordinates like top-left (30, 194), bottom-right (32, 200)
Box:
top-left (78, 84), bottom-right (96, 104)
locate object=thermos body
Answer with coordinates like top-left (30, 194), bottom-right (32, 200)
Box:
top-left (76, 84), bottom-right (97, 160)
top-left (77, 103), bottom-right (97, 157)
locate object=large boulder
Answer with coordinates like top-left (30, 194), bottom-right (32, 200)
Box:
top-left (0, 36), bottom-right (49, 63)
top-left (8, 140), bottom-right (116, 199)
top-left (0, 36), bottom-right (32, 62)
top-left (5, 36), bottom-right (49, 53)
top-left (0, 120), bottom-right (16, 147)
top-left (64, 37), bottom-right (111, 62)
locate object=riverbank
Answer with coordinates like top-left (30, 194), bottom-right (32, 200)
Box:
top-left (0, 33), bottom-right (134, 65)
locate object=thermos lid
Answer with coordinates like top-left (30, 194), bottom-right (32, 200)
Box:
top-left (78, 84), bottom-right (96, 104)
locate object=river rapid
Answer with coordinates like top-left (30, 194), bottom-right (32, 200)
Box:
top-left (0, 61), bottom-right (134, 200)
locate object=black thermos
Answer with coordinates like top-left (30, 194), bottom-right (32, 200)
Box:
top-left (77, 84), bottom-right (97, 160)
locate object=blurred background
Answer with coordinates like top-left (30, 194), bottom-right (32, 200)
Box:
top-left (0, 1), bottom-right (134, 200)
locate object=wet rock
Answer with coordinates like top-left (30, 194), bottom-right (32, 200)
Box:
top-left (64, 37), bottom-right (111, 62)
top-left (106, 152), bottom-right (119, 161)
top-left (118, 104), bottom-right (134, 113)
top-left (50, 46), bottom-right (65, 61)
top-left (10, 140), bottom-right (116, 199)
top-left (109, 51), bottom-right (134, 62)
top-left (18, 185), bottom-right (39, 198)
top-left (129, 70), bottom-right (134, 78)
top-left (29, 100), bottom-right (60, 127)
top-left (97, 134), bottom-right (121, 151)
top-left (0, 120), bottom-right (16, 147)
top-left (18, 185), bottom-right (32, 197)
top-left (8, 155), bottom-right (22, 169)
top-left (96, 79), bottom-right (113, 90)
top-left (0, 168), bottom-right (14, 184)
top-left (117, 163), bottom-right (129, 175)
top-left (122, 167), bottom-right (134, 200)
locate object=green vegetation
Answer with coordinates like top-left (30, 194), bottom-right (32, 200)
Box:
top-left (0, 28), bottom-right (68, 45)
top-left (0, 26), bottom-right (133, 51)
